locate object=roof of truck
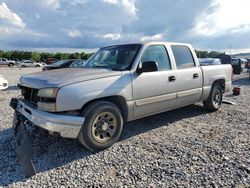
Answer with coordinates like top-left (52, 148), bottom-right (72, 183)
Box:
top-left (102, 41), bottom-right (192, 48)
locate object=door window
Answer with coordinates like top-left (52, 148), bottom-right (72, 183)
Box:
top-left (141, 45), bottom-right (171, 71)
top-left (171, 45), bottom-right (195, 69)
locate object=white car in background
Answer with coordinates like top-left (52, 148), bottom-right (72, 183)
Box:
top-left (0, 58), bottom-right (16, 67)
top-left (0, 75), bottom-right (8, 90)
top-left (19, 60), bottom-right (43, 68)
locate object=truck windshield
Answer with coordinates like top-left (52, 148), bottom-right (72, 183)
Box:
top-left (84, 44), bottom-right (142, 71)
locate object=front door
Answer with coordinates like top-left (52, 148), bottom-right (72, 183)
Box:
top-left (132, 45), bottom-right (178, 118)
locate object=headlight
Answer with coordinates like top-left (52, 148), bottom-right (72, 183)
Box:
top-left (37, 88), bottom-right (58, 98)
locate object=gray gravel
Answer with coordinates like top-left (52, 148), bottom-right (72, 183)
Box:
top-left (0, 67), bottom-right (249, 187)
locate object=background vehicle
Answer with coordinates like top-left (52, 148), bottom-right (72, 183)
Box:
top-left (18, 60), bottom-right (43, 68)
top-left (231, 58), bottom-right (242, 74)
top-left (199, 58), bottom-right (222, 66)
top-left (0, 75), bottom-right (8, 90)
top-left (217, 54), bottom-right (231, 64)
top-left (0, 58), bottom-right (16, 67)
top-left (45, 58), bottom-right (58, 65)
top-left (245, 59), bottom-right (250, 69)
top-left (12, 42), bottom-right (232, 152)
top-left (42, 59), bottom-right (86, 71)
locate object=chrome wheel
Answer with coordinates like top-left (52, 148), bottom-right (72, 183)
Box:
top-left (91, 112), bottom-right (117, 143)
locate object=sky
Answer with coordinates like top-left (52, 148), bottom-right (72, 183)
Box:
top-left (0, 0), bottom-right (250, 53)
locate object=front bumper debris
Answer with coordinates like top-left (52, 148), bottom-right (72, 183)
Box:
top-left (12, 111), bottom-right (36, 177)
top-left (10, 98), bottom-right (85, 177)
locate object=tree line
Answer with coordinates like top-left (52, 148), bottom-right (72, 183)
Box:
top-left (195, 50), bottom-right (228, 58)
top-left (0, 49), bottom-right (228, 62)
top-left (0, 50), bottom-right (93, 62)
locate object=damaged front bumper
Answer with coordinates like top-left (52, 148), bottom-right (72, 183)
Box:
top-left (10, 98), bottom-right (85, 177)
top-left (11, 98), bottom-right (84, 138)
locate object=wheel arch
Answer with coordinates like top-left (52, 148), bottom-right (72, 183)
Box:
top-left (81, 95), bottom-right (128, 122)
top-left (212, 79), bottom-right (225, 92)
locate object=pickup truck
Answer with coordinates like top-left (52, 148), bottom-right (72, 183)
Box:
top-left (11, 42), bottom-right (232, 152)
top-left (0, 57), bottom-right (16, 67)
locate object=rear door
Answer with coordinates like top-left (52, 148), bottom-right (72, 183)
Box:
top-left (171, 45), bottom-right (202, 106)
top-left (132, 45), bottom-right (178, 118)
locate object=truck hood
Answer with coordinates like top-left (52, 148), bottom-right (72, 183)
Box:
top-left (19, 68), bottom-right (122, 89)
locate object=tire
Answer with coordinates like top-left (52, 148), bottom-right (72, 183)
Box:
top-left (8, 63), bottom-right (14, 67)
top-left (78, 101), bottom-right (123, 152)
top-left (21, 65), bottom-right (26, 68)
top-left (203, 83), bottom-right (223, 112)
top-left (36, 65), bottom-right (40, 67)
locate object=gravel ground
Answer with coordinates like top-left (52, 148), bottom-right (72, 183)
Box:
top-left (0, 67), bottom-right (249, 187)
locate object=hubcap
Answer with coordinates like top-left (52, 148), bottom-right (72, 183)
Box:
top-left (91, 112), bottom-right (117, 143)
top-left (213, 89), bottom-right (221, 106)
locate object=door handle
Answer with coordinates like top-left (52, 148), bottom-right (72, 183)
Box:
top-left (193, 73), bottom-right (199, 78)
top-left (168, 76), bottom-right (176, 82)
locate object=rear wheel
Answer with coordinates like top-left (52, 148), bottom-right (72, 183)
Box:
top-left (36, 65), bottom-right (40, 67)
top-left (78, 101), bottom-right (123, 152)
top-left (21, 65), bottom-right (26, 68)
top-left (203, 83), bottom-right (223, 112)
top-left (8, 63), bottom-right (14, 67)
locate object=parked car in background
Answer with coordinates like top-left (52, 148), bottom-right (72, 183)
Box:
top-left (45, 58), bottom-right (58, 65)
top-left (0, 58), bottom-right (16, 67)
top-left (199, 58), bottom-right (222, 66)
top-left (245, 59), bottom-right (250, 69)
top-left (231, 58), bottom-right (242, 74)
top-left (42, 59), bottom-right (86, 71)
top-left (0, 75), bottom-right (8, 90)
top-left (18, 60), bottom-right (43, 68)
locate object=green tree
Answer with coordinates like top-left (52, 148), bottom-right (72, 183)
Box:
top-left (31, 52), bottom-right (41, 61)
top-left (209, 51), bottom-right (220, 58)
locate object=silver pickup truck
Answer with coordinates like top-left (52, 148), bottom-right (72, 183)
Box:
top-left (11, 42), bottom-right (232, 152)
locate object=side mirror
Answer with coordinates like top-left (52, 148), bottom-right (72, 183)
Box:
top-left (137, 61), bottom-right (158, 73)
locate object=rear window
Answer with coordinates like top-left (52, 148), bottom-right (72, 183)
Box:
top-left (171, 45), bottom-right (195, 69)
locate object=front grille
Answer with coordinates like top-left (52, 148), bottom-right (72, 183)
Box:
top-left (21, 86), bottom-right (40, 106)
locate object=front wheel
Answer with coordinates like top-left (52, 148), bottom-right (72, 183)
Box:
top-left (203, 83), bottom-right (223, 112)
top-left (78, 101), bottom-right (123, 152)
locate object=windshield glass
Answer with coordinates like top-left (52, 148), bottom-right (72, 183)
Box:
top-left (84, 44), bottom-right (141, 70)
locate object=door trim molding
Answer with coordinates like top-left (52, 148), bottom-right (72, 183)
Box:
top-left (135, 93), bottom-right (177, 106)
top-left (177, 88), bottom-right (202, 98)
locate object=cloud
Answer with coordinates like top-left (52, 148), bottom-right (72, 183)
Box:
top-left (103, 0), bottom-right (118, 4)
top-left (194, 0), bottom-right (250, 36)
top-left (42, 0), bottom-right (60, 9)
top-left (67, 29), bottom-right (82, 38)
top-left (102, 0), bottom-right (137, 17)
top-left (140, 33), bottom-right (163, 41)
top-left (101, 33), bottom-right (121, 40)
top-left (0, 3), bottom-right (25, 28)
top-left (0, 0), bottom-right (249, 52)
